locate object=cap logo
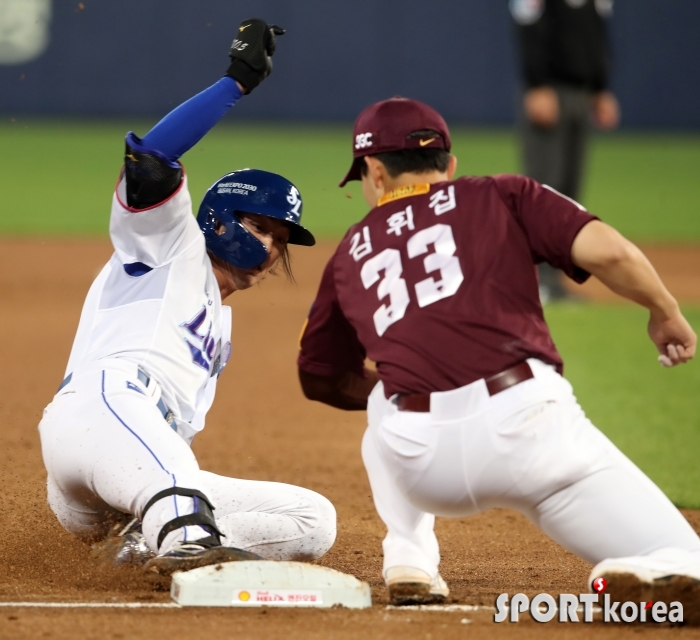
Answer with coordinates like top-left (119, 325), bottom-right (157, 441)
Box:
top-left (419, 137), bottom-right (437, 147)
top-left (355, 132), bottom-right (373, 149)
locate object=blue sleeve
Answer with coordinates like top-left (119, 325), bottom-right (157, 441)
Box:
top-left (127, 76), bottom-right (243, 164)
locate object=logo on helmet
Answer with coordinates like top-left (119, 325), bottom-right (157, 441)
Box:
top-left (216, 182), bottom-right (258, 196)
top-left (287, 186), bottom-right (302, 216)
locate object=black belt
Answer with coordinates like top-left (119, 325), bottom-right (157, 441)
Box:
top-left (396, 362), bottom-right (535, 413)
top-left (57, 369), bottom-right (175, 427)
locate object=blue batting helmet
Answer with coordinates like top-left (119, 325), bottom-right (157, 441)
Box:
top-left (197, 169), bottom-right (315, 269)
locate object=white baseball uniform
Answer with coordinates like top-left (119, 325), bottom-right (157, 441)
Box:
top-left (39, 175), bottom-right (336, 558)
top-left (362, 360), bottom-right (700, 580)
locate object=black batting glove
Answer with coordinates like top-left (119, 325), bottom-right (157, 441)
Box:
top-left (226, 18), bottom-right (285, 93)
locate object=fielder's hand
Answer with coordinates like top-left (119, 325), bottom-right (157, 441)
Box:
top-left (648, 309), bottom-right (697, 367)
top-left (226, 18), bottom-right (285, 93)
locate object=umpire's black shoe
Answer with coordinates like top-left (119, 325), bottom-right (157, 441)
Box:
top-left (144, 541), bottom-right (261, 577)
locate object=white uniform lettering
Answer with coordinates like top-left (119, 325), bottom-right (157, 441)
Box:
top-left (349, 226), bottom-right (373, 261)
top-left (354, 132), bottom-right (373, 149)
top-left (428, 186), bottom-right (457, 215)
top-left (386, 206), bottom-right (415, 236)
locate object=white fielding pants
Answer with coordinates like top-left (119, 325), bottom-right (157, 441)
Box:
top-left (39, 360), bottom-right (336, 559)
top-left (362, 359), bottom-right (700, 580)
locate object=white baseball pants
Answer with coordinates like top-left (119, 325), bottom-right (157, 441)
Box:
top-left (39, 360), bottom-right (336, 559)
top-left (362, 359), bottom-right (700, 581)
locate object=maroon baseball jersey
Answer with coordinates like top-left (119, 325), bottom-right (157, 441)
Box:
top-left (298, 175), bottom-right (597, 397)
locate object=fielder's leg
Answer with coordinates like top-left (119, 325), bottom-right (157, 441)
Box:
top-left (501, 367), bottom-right (700, 563)
top-left (362, 383), bottom-right (447, 604)
top-left (512, 368), bottom-right (700, 621)
top-left (521, 87), bottom-right (575, 302)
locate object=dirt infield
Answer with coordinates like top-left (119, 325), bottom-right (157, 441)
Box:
top-left (1, 238), bottom-right (699, 640)
top-left (564, 244), bottom-right (700, 302)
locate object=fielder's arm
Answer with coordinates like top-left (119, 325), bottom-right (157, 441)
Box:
top-left (571, 220), bottom-right (696, 367)
top-left (298, 368), bottom-right (379, 411)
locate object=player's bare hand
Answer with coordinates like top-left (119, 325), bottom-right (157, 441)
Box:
top-left (226, 19), bottom-right (286, 93)
top-left (592, 91), bottom-right (620, 130)
top-left (524, 87), bottom-right (559, 128)
top-left (648, 309), bottom-right (696, 367)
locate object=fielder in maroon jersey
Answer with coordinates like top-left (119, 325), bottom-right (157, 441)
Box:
top-left (298, 97), bottom-right (700, 614)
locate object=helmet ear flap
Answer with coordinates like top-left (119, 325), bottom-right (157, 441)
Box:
top-left (197, 168), bottom-right (315, 263)
top-left (200, 207), bottom-right (268, 269)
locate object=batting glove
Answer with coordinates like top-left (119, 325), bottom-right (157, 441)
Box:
top-left (226, 18), bottom-right (285, 93)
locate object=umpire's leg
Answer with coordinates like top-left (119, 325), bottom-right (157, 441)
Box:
top-left (520, 86), bottom-right (584, 301)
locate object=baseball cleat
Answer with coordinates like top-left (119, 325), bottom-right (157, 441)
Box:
top-left (385, 566), bottom-right (450, 606)
top-left (90, 517), bottom-right (154, 567)
top-left (590, 554), bottom-right (700, 625)
top-left (143, 542), bottom-right (262, 577)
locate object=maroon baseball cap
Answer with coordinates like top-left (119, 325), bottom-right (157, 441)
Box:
top-left (339, 96), bottom-right (452, 187)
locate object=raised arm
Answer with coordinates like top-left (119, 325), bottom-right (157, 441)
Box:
top-left (124, 18), bottom-right (284, 209)
top-left (571, 220), bottom-right (696, 367)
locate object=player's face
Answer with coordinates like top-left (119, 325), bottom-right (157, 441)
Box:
top-left (228, 212), bottom-right (290, 291)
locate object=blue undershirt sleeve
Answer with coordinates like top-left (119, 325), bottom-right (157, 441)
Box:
top-left (128, 76), bottom-right (243, 164)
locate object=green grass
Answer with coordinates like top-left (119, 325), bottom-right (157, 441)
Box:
top-left (546, 303), bottom-right (700, 509)
top-left (584, 134), bottom-right (700, 241)
top-left (1, 120), bottom-right (699, 507)
top-left (1, 120), bottom-right (699, 240)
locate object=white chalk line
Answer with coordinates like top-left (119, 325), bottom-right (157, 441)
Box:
top-left (385, 604), bottom-right (604, 613)
top-left (386, 604), bottom-right (493, 612)
top-left (0, 602), bottom-right (180, 609)
top-left (0, 602), bottom-right (485, 612)
top-left (0, 602), bottom-right (466, 612)
top-left (0, 602), bottom-right (604, 613)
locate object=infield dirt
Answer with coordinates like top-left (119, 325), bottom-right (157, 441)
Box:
top-left (1, 238), bottom-right (699, 640)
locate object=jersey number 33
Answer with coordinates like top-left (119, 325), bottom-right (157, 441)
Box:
top-left (360, 223), bottom-right (464, 336)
